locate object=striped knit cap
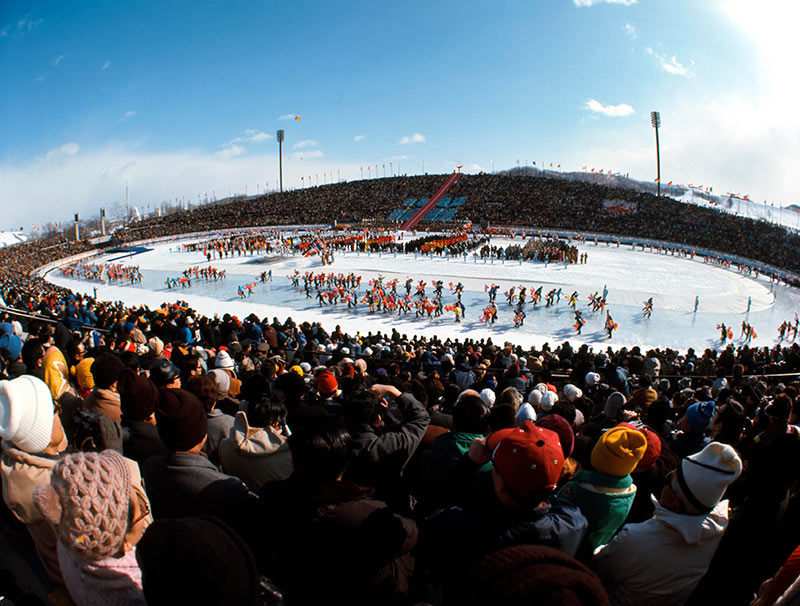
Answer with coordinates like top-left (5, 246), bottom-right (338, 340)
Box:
top-left (34, 450), bottom-right (131, 560)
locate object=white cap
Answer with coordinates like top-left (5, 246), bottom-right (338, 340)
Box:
top-left (540, 391), bottom-right (558, 411)
top-left (585, 372), bottom-right (601, 387)
top-left (527, 389), bottom-right (542, 406)
top-left (479, 388), bottom-right (496, 407)
top-left (535, 383), bottom-right (548, 394)
top-left (562, 384), bottom-right (583, 402)
top-left (215, 350), bottom-right (235, 370)
top-left (0, 376), bottom-right (55, 453)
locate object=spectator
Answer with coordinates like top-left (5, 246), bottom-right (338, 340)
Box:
top-left (593, 442), bottom-right (743, 605)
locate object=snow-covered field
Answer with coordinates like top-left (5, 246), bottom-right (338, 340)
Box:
top-left (44, 235), bottom-right (800, 351)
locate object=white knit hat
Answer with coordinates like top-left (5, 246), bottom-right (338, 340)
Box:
top-left (527, 389), bottom-right (542, 406)
top-left (0, 376), bottom-right (55, 453)
top-left (679, 442), bottom-right (742, 511)
top-left (562, 384), bottom-right (583, 402)
top-left (479, 388), bottom-right (496, 407)
top-left (534, 383), bottom-right (548, 394)
top-left (540, 391), bottom-right (558, 411)
top-left (585, 372), bottom-right (601, 387)
top-left (215, 350), bottom-right (235, 370)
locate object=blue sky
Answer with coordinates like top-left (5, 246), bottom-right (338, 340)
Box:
top-left (1, 0), bottom-right (798, 229)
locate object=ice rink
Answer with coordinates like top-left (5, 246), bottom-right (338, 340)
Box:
top-left (45, 234), bottom-right (800, 351)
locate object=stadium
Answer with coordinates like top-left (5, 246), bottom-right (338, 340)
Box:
top-left (3, 1), bottom-right (800, 604)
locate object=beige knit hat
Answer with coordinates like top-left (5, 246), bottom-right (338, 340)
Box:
top-left (33, 450), bottom-right (131, 560)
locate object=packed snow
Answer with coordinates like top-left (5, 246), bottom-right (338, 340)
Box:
top-left (44, 235), bottom-right (800, 351)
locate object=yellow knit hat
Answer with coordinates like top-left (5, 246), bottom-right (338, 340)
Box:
top-left (75, 358), bottom-right (95, 392)
top-left (288, 365), bottom-right (303, 377)
top-left (591, 426), bottom-right (647, 477)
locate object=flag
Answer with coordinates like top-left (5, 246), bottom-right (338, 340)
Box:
top-left (668, 181), bottom-right (672, 185)
top-left (532, 161), bottom-right (536, 165)
top-left (591, 168), bottom-right (595, 172)
top-left (654, 178), bottom-right (659, 183)
top-left (294, 115), bottom-right (301, 120)
top-left (557, 164), bottom-right (560, 169)
top-left (549, 163), bottom-right (552, 168)
top-left (582, 165), bottom-right (586, 170)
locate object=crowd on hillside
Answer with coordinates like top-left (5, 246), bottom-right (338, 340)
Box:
top-left (0, 290), bottom-right (799, 605)
top-left (2, 173), bottom-right (800, 298)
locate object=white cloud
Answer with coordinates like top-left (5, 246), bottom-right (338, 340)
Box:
top-left (292, 150), bottom-right (324, 159)
top-left (573, 0), bottom-right (636, 6)
top-left (399, 133), bottom-right (425, 145)
top-left (624, 23), bottom-right (637, 37)
top-left (54, 54), bottom-right (65, 67)
top-left (390, 155), bottom-right (410, 160)
top-left (35, 74), bottom-right (45, 82)
top-left (292, 139), bottom-right (318, 150)
top-left (278, 113), bottom-right (297, 120)
top-left (243, 129), bottom-right (272, 143)
top-left (0, 26), bottom-right (8, 37)
top-left (17, 14), bottom-right (43, 34)
top-left (119, 110), bottom-right (137, 122)
top-left (214, 145), bottom-right (246, 160)
top-left (584, 98), bottom-right (635, 117)
top-left (645, 47), bottom-right (693, 77)
top-left (353, 135), bottom-right (366, 142)
top-left (0, 143), bottom-right (364, 227)
top-left (469, 163), bottom-right (484, 171)
top-left (101, 60), bottom-right (111, 71)
top-left (44, 142), bottom-right (80, 164)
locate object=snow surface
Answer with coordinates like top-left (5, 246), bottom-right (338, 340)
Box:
top-left (44, 235), bottom-right (800, 351)
top-left (0, 231), bottom-right (29, 247)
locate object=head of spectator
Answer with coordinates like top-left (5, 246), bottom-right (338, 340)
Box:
top-left (487, 421), bottom-right (564, 506)
top-left (155, 389), bottom-right (208, 453)
top-left (289, 418), bottom-right (352, 481)
top-left (0, 375), bottom-right (66, 454)
top-left (457, 544), bottom-right (610, 606)
top-left (617, 423), bottom-right (662, 472)
top-left (118, 368), bottom-right (159, 424)
top-left (664, 442), bottom-right (742, 514)
top-left (136, 516), bottom-right (265, 606)
top-left (453, 393), bottom-right (490, 435)
top-left (316, 370), bottom-right (340, 399)
top-left (591, 426), bottom-right (647, 478)
top-left (149, 358), bottom-right (180, 389)
top-left (90, 353), bottom-right (125, 391)
top-left (74, 357), bottom-right (95, 397)
top-left (603, 391), bottom-right (626, 420)
top-left (683, 401), bottom-right (715, 436)
top-left (536, 414), bottom-right (575, 458)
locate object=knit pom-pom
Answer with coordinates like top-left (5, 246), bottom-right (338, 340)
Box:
top-left (33, 484), bottom-right (63, 525)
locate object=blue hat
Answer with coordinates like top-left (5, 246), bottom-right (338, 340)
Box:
top-left (0, 322), bottom-right (14, 337)
top-left (686, 401), bottom-right (715, 435)
top-left (0, 333), bottom-right (23, 361)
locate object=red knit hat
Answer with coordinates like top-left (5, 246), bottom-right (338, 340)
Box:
top-left (317, 370), bottom-right (338, 396)
top-left (617, 422), bottom-right (662, 472)
top-left (487, 421), bottom-right (564, 496)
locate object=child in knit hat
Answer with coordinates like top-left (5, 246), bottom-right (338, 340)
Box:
top-left (557, 426), bottom-right (647, 550)
top-left (33, 449), bottom-right (148, 606)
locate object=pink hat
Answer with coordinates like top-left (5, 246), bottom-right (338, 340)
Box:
top-left (34, 450), bottom-right (131, 560)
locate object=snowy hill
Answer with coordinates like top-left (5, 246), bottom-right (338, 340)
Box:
top-left (0, 231), bottom-right (29, 248)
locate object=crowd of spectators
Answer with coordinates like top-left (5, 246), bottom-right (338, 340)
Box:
top-left (0, 293), bottom-right (799, 604)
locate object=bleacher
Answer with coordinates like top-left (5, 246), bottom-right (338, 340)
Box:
top-left (389, 196), bottom-right (466, 223)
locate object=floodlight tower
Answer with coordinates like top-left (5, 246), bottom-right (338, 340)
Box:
top-left (651, 111), bottom-right (661, 197)
top-left (277, 129), bottom-right (285, 193)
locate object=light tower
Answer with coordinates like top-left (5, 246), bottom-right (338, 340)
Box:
top-left (277, 129), bottom-right (285, 193)
top-left (650, 111), bottom-right (661, 197)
